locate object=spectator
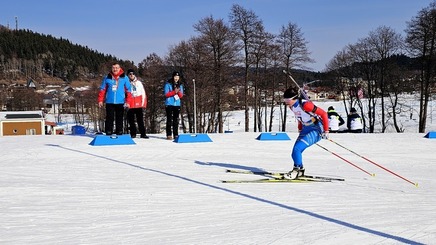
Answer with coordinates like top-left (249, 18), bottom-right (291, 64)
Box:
top-left (126, 68), bottom-right (148, 139)
top-left (347, 107), bottom-right (363, 133)
top-left (327, 106), bottom-right (345, 133)
top-left (98, 63), bottom-right (132, 135)
top-left (164, 71), bottom-right (184, 140)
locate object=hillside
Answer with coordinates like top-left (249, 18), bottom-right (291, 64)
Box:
top-left (0, 28), bottom-right (130, 84)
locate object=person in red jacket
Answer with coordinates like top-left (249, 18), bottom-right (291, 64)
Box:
top-left (283, 87), bottom-right (329, 179)
top-left (126, 69), bottom-right (148, 138)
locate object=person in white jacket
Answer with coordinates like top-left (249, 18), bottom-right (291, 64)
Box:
top-left (327, 106), bottom-right (345, 133)
top-left (347, 107), bottom-right (363, 133)
top-left (126, 69), bottom-right (148, 138)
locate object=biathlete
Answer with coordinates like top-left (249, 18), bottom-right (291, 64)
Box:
top-left (283, 87), bottom-right (329, 179)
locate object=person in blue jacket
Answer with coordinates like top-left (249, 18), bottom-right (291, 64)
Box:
top-left (98, 63), bottom-right (132, 135)
top-left (164, 71), bottom-right (184, 140)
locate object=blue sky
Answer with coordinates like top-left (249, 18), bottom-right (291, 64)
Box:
top-left (1, 0), bottom-right (433, 72)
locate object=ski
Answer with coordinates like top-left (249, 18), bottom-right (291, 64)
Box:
top-left (221, 177), bottom-right (330, 183)
top-left (225, 169), bottom-right (345, 182)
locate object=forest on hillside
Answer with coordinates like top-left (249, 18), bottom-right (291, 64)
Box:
top-left (0, 27), bottom-right (133, 82)
top-left (1, 2), bottom-right (436, 134)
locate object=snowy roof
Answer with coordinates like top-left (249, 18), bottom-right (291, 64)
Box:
top-left (0, 110), bottom-right (43, 120)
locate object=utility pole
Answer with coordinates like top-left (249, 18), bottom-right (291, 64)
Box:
top-left (192, 79), bottom-right (197, 133)
top-left (15, 16), bottom-right (18, 30)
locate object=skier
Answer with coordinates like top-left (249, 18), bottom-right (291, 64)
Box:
top-left (283, 87), bottom-right (329, 179)
top-left (327, 106), bottom-right (345, 133)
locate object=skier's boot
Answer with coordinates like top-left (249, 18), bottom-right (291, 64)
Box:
top-left (284, 167), bottom-right (305, 180)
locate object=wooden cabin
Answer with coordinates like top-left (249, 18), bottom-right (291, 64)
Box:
top-left (0, 111), bottom-right (45, 136)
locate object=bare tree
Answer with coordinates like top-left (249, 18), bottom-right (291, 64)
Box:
top-left (405, 1), bottom-right (436, 133)
top-left (348, 40), bottom-right (378, 132)
top-left (82, 82), bottom-right (101, 132)
top-left (193, 16), bottom-right (239, 133)
top-left (251, 28), bottom-right (275, 132)
top-left (276, 21), bottom-right (313, 131)
top-left (9, 88), bottom-right (44, 111)
top-left (367, 26), bottom-right (404, 132)
top-left (229, 4), bottom-right (262, 132)
top-left (326, 47), bottom-right (357, 114)
top-left (258, 42), bottom-right (282, 132)
top-left (384, 61), bottom-right (415, 132)
top-left (138, 53), bottom-right (167, 134)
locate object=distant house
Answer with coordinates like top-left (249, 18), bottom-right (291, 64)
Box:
top-left (42, 85), bottom-right (75, 115)
top-left (0, 111), bottom-right (45, 136)
top-left (44, 121), bottom-right (64, 135)
top-left (27, 79), bottom-right (38, 89)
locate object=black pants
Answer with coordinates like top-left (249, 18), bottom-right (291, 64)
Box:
top-left (166, 106), bottom-right (180, 137)
top-left (127, 108), bottom-right (146, 137)
top-left (105, 103), bottom-right (125, 135)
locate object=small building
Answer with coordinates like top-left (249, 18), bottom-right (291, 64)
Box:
top-left (0, 111), bottom-right (45, 136)
top-left (45, 121), bottom-right (64, 135)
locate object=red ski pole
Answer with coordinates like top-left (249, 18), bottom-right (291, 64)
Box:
top-left (328, 139), bottom-right (418, 187)
top-left (316, 143), bottom-right (376, 177)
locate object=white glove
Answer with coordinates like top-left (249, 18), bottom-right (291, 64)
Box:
top-left (321, 131), bottom-right (329, 140)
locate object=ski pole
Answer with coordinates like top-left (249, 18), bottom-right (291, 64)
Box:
top-left (328, 139), bottom-right (419, 187)
top-left (316, 143), bottom-right (376, 177)
top-left (282, 70), bottom-right (309, 100)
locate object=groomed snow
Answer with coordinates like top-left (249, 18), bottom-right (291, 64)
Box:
top-left (1, 129), bottom-right (435, 244)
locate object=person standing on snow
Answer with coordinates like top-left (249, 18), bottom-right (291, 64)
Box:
top-left (283, 87), bottom-right (329, 180)
top-left (98, 63), bottom-right (132, 135)
top-left (164, 71), bottom-right (184, 140)
top-left (327, 106), bottom-right (345, 133)
top-left (126, 68), bottom-right (149, 139)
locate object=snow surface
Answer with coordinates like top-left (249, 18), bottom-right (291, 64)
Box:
top-left (2, 100), bottom-right (436, 244)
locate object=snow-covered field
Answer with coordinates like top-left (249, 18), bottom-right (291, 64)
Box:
top-left (1, 99), bottom-right (436, 244)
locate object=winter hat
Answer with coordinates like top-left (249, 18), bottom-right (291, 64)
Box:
top-left (172, 71), bottom-right (180, 77)
top-left (328, 106), bottom-right (334, 111)
top-left (350, 107), bottom-right (357, 113)
top-left (127, 68), bottom-right (135, 74)
top-left (283, 87), bottom-right (299, 99)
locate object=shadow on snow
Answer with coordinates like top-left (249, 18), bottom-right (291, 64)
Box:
top-left (46, 144), bottom-right (423, 245)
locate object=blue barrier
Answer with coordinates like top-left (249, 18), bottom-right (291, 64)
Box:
top-left (256, 132), bottom-right (291, 141)
top-left (89, 134), bottom-right (136, 146)
top-left (424, 132), bottom-right (436, 138)
top-left (174, 134), bottom-right (212, 143)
